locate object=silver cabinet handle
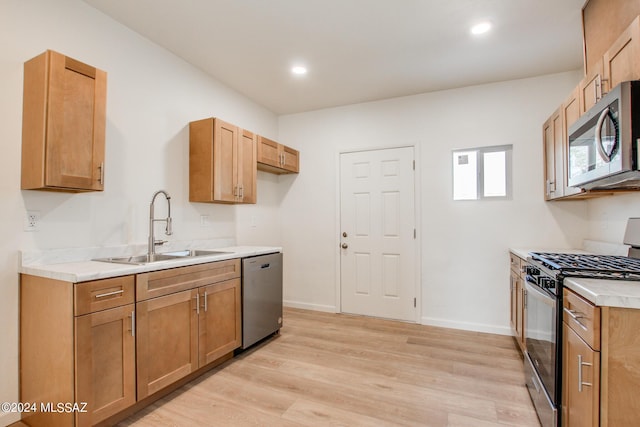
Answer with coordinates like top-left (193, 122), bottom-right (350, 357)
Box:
top-left (195, 293), bottom-right (200, 314)
top-left (98, 162), bottom-right (105, 185)
top-left (564, 307), bottom-right (587, 331)
top-left (95, 289), bottom-right (124, 299)
top-left (578, 354), bottom-right (593, 392)
top-left (204, 291), bottom-right (208, 312)
top-left (131, 311), bottom-right (135, 337)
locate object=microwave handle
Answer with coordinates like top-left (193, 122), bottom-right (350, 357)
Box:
top-left (595, 107), bottom-right (617, 163)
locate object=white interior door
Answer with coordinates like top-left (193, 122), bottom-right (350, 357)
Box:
top-left (340, 147), bottom-right (417, 322)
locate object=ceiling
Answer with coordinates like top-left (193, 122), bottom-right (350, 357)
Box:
top-left (84, 0), bottom-right (586, 115)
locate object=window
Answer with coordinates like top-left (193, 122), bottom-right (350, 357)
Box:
top-left (452, 145), bottom-right (512, 200)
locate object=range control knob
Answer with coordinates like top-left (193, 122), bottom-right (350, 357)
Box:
top-left (540, 277), bottom-right (555, 290)
top-left (525, 265), bottom-right (540, 276)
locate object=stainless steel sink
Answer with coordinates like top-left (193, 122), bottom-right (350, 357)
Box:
top-left (92, 249), bottom-right (232, 265)
top-left (93, 253), bottom-right (181, 265)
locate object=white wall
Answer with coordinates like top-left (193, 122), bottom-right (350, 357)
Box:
top-left (0, 0), bottom-right (279, 425)
top-left (277, 70), bottom-right (588, 332)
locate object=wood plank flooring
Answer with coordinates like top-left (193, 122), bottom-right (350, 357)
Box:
top-left (117, 307), bottom-right (540, 426)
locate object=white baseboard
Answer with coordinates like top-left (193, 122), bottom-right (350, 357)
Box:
top-left (283, 300), bottom-right (337, 313)
top-left (421, 316), bottom-right (512, 336)
top-left (0, 410), bottom-right (20, 427)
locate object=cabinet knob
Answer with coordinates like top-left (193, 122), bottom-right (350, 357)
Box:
top-left (341, 243), bottom-right (348, 249)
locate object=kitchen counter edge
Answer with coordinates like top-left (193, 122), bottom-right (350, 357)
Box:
top-left (19, 246), bottom-right (282, 283)
top-left (563, 277), bottom-right (640, 309)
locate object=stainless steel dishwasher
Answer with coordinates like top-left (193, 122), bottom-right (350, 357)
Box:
top-left (241, 252), bottom-right (283, 349)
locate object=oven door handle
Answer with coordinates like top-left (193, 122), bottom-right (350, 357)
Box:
top-left (524, 280), bottom-right (556, 308)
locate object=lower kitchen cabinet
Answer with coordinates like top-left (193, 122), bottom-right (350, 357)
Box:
top-left (20, 274), bottom-right (135, 427)
top-left (136, 277), bottom-right (241, 399)
top-left (509, 252), bottom-right (526, 353)
top-left (562, 322), bottom-right (600, 427)
top-left (562, 287), bottom-right (640, 426)
top-left (136, 289), bottom-right (199, 399)
top-left (20, 257), bottom-right (242, 426)
top-left (75, 304), bottom-right (136, 426)
top-left (199, 279), bottom-right (242, 365)
top-left (135, 259), bottom-right (242, 400)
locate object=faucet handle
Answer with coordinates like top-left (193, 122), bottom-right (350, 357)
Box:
top-left (154, 239), bottom-right (168, 247)
top-left (166, 217), bottom-right (173, 235)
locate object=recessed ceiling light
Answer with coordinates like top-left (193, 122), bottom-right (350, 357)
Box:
top-left (470, 22), bottom-right (492, 35)
top-left (291, 65), bottom-right (308, 75)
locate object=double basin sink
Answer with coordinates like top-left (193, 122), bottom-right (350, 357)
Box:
top-left (93, 249), bottom-right (232, 265)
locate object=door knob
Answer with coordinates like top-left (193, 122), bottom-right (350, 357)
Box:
top-left (341, 243), bottom-right (348, 249)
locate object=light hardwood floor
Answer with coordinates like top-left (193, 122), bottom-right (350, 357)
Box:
top-left (117, 307), bottom-right (540, 427)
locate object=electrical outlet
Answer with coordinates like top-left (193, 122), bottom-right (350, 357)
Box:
top-left (25, 210), bottom-right (40, 232)
top-left (200, 215), bottom-right (210, 227)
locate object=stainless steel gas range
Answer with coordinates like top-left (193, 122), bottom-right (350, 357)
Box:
top-left (523, 252), bottom-right (640, 427)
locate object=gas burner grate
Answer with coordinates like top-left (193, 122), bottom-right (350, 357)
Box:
top-left (530, 252), bottom-right (640, 279)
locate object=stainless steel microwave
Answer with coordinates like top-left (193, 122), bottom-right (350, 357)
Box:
top-left (568, 81), bottom-right (640, 189)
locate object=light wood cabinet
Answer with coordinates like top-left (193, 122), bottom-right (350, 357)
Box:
top-left (257, 135), bottom-right (299, 174)
top-left (562, 287), bottom-right (640, 426)
top-left (136, 288), bottom-right (199, 399)
top-left (543, 108), bottom-right (564, 200)
top-left (603, 15), bottom-right (640, 91)
top-left (189, 117), bottom-right (257, 204)
top-left (75, 304), bottom-right (136, 426)
top-left (21, 50), bottom-right (106, 192)
top-left (20, 274), bottom-right (135, 427)
top-left (136, 259), bottom-right (242, 399)
top-left (509, 253), bottom-right (526, 353)
top-left (582, 0), bottom-right (640, 76)
top-left (579, 58), bottom-right (606, 114)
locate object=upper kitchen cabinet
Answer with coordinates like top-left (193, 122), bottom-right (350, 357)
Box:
top-left (582, 0), bottom-right (640, 76)
top-left (21, 50), bottom-right (107, 192)
top-left (603, 15), bottom-right (640, 90)
top-left (257, 135), bottom-right (299, 174)
top-left (189, 118), bottom-right (257, 204)
top-left (543, 107), bottom-right (564, 200)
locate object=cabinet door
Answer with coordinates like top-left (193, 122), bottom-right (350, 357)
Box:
top-left (579, 59), bottom-right (606, 114)
top-left (75, 304), bottom-right (136, 426)
top-left (516, 277), bottom-right (525, 351)
top-left (510, 270), bottom-right (518, 334)
top-left (22, 50), bottom-right (106, 192)
top-left (238, 129), bottom-right (257, 204)
top-left (561, 88), bottom-right (585, 198)
top-left (213, 118), bottom-right (239, 202)
top-left (136, 289), bottom-right (199, 399)
top-left (604, 16), bottom-right (640, 91)
top-left (282, 145), bottom-right (300, 173)
top-left (563, 323), bottom-right (600, 427)
top-left (543, 108), bottom-right (564, 200)
top-left (257, 136), bottom-right (280, 168)
top-left (199, 278), bottom-right (242, 366)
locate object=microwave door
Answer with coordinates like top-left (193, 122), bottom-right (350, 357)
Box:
top-left (568, 114), bottom-right (613, 187)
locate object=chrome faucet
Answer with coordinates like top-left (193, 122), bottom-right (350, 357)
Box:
top-left (148, 190), bottom-right (172, 257)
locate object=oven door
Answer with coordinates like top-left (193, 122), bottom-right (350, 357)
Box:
top-left (524, 279), bottom-right (559, 427)
top-left (524, 279), bottom-right (558, 402)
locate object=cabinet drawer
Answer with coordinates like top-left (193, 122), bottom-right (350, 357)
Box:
top-left (510, 253), bottom-right (522, 275)
top-left (75, 275), bottom-right (135, 316)
top-left (136, 258), bottom-right (241, 301)
top-left (563, 288), bottom-right (601, 350)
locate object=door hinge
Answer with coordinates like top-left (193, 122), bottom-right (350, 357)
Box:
top-left (414, 228), bottom-right (416, 239)
top-left (414, 298), bottom-right (417, 308)
top-left (413, 160), bottom-right (415, 170)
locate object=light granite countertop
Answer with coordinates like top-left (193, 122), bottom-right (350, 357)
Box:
top-left (19, 245), bottom-right (281, 283)
top-left (563, 277), bottom-right (640, 309)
